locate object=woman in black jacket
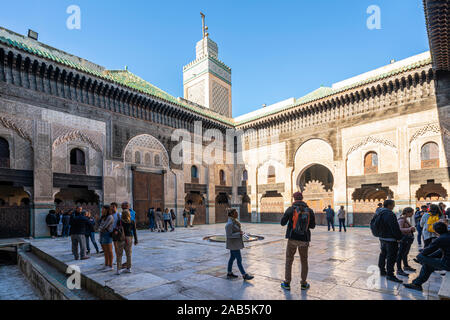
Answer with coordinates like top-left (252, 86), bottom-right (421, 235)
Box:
top-left (85, 211), bottom-right (99, 254)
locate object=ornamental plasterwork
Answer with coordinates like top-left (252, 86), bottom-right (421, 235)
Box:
top-left (0, 116), bottom-right (33, 147)
top-left (53, 130), bottom-right (102, 152)
top-left (409, 123), bottom-right (441, 143)
top-left (346, 136), bottom-right (397, 157)
top-left (123, 134), bottom-right (169, 168)
top-left (303, 180), bottom-right (329, 194)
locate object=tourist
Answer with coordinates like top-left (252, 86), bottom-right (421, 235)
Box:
top-left (163, 208), bottom-right (174, 232)
top-left (403, 222), bottom-right (450, 292)
top-left (280, 192), bottom-right (315, 291)
top-left (324, 205), bottom-right (335, 231)
top-left (155, 207), bottom-right (164, 232)
top-left (121, 202), bottom-right (135, 222)
top-left (115, 209), bottom-right (138, 275)
top-left (396, 207), bottom-right (416, 276)
top-left (374, 200), bottom-right (403, 283)
top-left (225, 208), bottom-right (254, 281)
top-left (171, 209), bottom-right (177, 229)
top-left (147, 207), bottom-right (156, 231)
top-left (98, 205), bottom-right (114, 270)
top-left (189, 204), bottom-right (196, 227)
top-left (376, 202), bottom-right (383, 214)
top-left (110, 202), bottom-right (123, 262)
top-left (69, 207), bottom-right (90, 260)
top-left (45, 209), bottom-right (58, 238)
top-left (183, 206), bottom-right (190, 228)
top-left (439, 202), bottom-right (446, 218)
top-left (56, 209), bottom-right (63, 237)
top-left (337, 205), bottom-right (346, 232)
top-left (420, 204), bottom-right (441, 247)
top-left (85, 210), bottom-right (100, 255)
top-left (61, 210), bottom-right (71, 237)
top-left (415, 205), bottom-right (427, 246)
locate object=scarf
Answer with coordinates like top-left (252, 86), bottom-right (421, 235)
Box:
top-left (232, 217), bottom-right (241, 229)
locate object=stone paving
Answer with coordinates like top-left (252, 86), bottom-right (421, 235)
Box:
top-left (0, 265), bottom-right (41, 300)
top-left (30, 224), bottom-right (444, 300)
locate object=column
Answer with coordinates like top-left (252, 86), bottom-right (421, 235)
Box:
top-left (33, 120), bottom-right (54, 237)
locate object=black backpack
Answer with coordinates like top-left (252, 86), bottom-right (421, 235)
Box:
top-left (370, 210), bottom-right (384, 237)
top-left (290, 206), bottom-right (310, 237)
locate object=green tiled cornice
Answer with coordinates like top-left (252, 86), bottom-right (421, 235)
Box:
top-left (235, 57), bottom-right (432, 125)
top-left (0, 35), bottom-right (234, 126)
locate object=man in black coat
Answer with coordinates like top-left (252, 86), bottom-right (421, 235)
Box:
top-left (69, 207), bottom-right (90, 260)
top-left (280, 192), bottom-right (316, 291)
top-left (377, 199), bottom-right (403, 283)
top-left (45, 210), bottom-right (58, 238)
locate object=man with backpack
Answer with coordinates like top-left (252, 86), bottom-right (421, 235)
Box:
top-left (280, 192), bottom-right (315, 291)
top-left (323, 205), bottom-right (335, 231)
top-left (371, 199), bottom-right (403, 283)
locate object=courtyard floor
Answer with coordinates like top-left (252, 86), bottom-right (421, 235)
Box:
top-left (30, 224), bottom-right (443, 300)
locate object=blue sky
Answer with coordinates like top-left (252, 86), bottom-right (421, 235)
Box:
top-left (1, 0), bottom-right (429, 117)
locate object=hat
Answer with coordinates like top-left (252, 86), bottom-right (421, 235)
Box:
top-left (293, 192), bottom-right (303, 201)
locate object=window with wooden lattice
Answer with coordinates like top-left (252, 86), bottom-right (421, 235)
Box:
top-left (421, 142), bottom-right (439, 169)
top-left (364, 152), bottom-right (378, 174)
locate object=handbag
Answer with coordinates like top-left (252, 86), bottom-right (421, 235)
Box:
top-left (112, 219), bottom-right (125, 242)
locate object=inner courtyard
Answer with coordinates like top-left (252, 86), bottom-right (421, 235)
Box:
top-left (25, 224), bottom-right (442, 300)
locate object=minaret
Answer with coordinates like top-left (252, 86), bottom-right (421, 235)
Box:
top-left (183, 12), bottom-right (232, 117)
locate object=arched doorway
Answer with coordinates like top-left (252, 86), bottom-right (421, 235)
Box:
top-left (240, 194), bottom-right (251, 222)
top-left (215, 193), bottom-right (230, 223)
top-left (0, 184), bottom-right (31, 238)
top-left (352, 184), bottom-right (394, 226)
top-left (415, 181), bottom-right (448, 207)
top-left (297, 164), bottom-right (334, 225)
top-left (185, 192), bottom-right (206, 225)
top-left (54, 187), bottom-right (100, 218)
top-left (260, 191), bottom-right (284, 222)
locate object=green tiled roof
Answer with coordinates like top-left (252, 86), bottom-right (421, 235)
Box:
top-left (235, 56), bottom-right (432, 125)
top-left (0, 32), bottom-right (234, 126)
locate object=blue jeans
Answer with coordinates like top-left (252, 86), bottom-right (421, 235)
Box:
top-left (62, 225), bottom-right (70, 237)
top-left (85, 232), bottom-right (99, 253)
top-left (413, 253), bottom-right (450, 286)
top-left (149, 216), bottom-right (155, 230)
top-left (416, 225), bottom-right (423, 245)
top-left (339, 219), bottom-right (346, 232)
top-left (327, 218), bottom-right (335, 231)
top-left (184, 216), bottom-right (188, 227)
top-left (228, 250), bottom-right (246, 275)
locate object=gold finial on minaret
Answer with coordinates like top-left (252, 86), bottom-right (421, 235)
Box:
top-left (200, 12), bottom-right (208, 38)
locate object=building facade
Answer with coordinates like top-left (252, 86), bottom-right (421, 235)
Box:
top-left (0, 0), bottom-right (449, 238)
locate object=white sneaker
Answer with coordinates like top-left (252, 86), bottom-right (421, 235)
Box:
top-left (115, 269), bottom-right (121, 275)
top-left (123, 269), bottom-right (132, 273)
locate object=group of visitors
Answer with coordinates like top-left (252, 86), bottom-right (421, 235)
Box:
top-left (182, 204), bottom-right (197, 227)
top-left (45, 209), bottom-right (73, 238)
top-left (46, 202), bottom-right (139, 275)
top-left (98, 202), bottom-right (138, 275)
top-left (147, 207), bottom-right (177, 232)
top-left (371, 199), bottom-right (450, 291)
top-left (322, 205), bottom-right (347, 232)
